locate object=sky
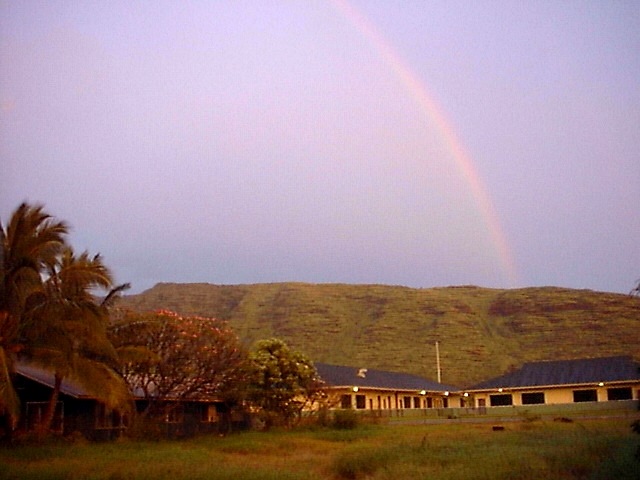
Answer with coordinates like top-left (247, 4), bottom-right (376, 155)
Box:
top-left (1, 1), bottom-right (639, 295)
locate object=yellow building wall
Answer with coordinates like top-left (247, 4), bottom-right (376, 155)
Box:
top-left (321, 388), bottom-right (458, 410)
top-left (542, 388), bottom-right (574, 404)
top-left (473, 382), bottom-right (640, 407)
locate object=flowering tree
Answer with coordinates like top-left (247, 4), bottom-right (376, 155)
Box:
top-left (109, 310), bottom-right (248, 416)
top-left (248, 338), bottom-right (323, 428)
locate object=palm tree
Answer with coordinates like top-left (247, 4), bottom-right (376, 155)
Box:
top-left (20, 248), bottom-right (132, 433)
top-left (1, 203), bottom-right (132, 434)
top-left (0, 203), bottom-right (68, 426)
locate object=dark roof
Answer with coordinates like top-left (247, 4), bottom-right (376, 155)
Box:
top-left (16, 364), bottom-right (93, 399)
top-left (17, 364), bottom-right (219, 403)
top-left (469, 356), bottom-right (640, 390)
top-left (315, 363), bottom-right (458, 392)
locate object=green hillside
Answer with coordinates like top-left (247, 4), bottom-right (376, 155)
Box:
top-left (119, 283), bottom-right (640, 387)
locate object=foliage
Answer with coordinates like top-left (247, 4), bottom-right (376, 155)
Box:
top-left (248, 338), bottom-right (323, 428)
top-left (0, 203), bottom-right (68, 422)
top-left (21, 248), bottom-right (122, 367)
top-left (0, 203), bottom-right (130, 432)
top-left (121, 282), bottom-right (640, 386)
top-left (331, 409), bottom-right (360, 430)
top-left (109, 310), bottom-right (248, 414)
top-left (24, 245), bottom-right (133, 433)
top-left (632, 420), bottom-right (640, 461)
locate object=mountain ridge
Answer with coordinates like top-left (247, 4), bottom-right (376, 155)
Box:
top-left (119, 282), bottom-right (640, 387)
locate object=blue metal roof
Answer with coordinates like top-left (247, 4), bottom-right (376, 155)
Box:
top-left (469, 356), bottom-right (640, 390)
top-left (315, 363), bottom-right (458, 392)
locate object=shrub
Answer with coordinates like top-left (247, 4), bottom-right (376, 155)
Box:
top-left (124, 416), bottom-right (165, 440)
top-left (332, 410), bottom-right (359, 430)
top-left (332, 445), bottom-right (392, 479)
top-left (632, 419), bottom-right (640, 461)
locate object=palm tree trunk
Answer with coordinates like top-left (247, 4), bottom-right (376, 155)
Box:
top-left (0, 345), bottom-right (20, 437)
top-left (39, 372), bottom-right (62, 435)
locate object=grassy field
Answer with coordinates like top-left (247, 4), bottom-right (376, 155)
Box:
top-left (1, 418), bottom-right (638, 479)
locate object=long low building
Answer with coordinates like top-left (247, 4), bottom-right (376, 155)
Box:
top-left (314, 363), bottom-right (464, 410)
top-left (466, 356), bottom-right (640, 408)
top-left (12, 355), bottom-right (639, 438)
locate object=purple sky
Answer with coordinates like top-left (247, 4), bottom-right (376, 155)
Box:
top-left (1, 1), bottom-right (639, 294)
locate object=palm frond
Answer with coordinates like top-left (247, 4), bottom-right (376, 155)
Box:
top-left (5, 203), bottom-right (68, 274)
top-left (101, 283), bottom-right (131, 309)
top-left (69, 357), bottom-right (133, 414)
top-left (1, 203), bottom-right (67, 315)
top-left (20, 347), bottom-right (71, 378)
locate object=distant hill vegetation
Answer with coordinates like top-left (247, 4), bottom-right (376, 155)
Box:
top-left (119, 283), bottom-right (640, 387)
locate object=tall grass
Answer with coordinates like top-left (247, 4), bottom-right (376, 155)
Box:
top-left (329, 420), bottom-right (639, 479)
top-left (0, 419), bottom-right (637, 480)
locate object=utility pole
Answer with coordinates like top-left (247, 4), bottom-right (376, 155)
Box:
top-left (435, 341), bottom-right (441, 383)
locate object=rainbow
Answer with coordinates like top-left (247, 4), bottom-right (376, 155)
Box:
top-left (331, 0), bottom-right (520, 287)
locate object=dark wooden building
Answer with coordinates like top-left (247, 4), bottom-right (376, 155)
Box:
top-left (11, 363), bottom-right (246, 440)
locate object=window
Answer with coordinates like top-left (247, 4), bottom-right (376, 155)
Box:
top-left (607, 387), bottom-right (632, 401)
top-left (95, 403), bottom-right (125, 429)
top-left (521, 392), bottom-right (545, 405)
top-left (25, 401), bottom-right (64, 433)
top-left (413, 397), bottom-right (421, 409)
top-left (165, 404), bottom-right (185, 423)
top-left (355, 395), bottom-right (366, 409)
top-left (340, 395), bottom-right (351, 409)
top-left (203, 404), bottom-right (218, 423)
top-left (489, 394), bottom-right (513, 406)
top-left (426, 397), bottom-right (433, 408)
top-left (403, 396), bottom-right (411, 408)
top-left (573, 389), bottom-right (597, 403)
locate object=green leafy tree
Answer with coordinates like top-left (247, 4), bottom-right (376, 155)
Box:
top-left (109, 310), bottom-right (248, 420)
top-left (248, 338), bottom-right (322, 428)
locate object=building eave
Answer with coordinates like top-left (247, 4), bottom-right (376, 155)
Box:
top-left (467, 379), bottom-right (640, 394)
